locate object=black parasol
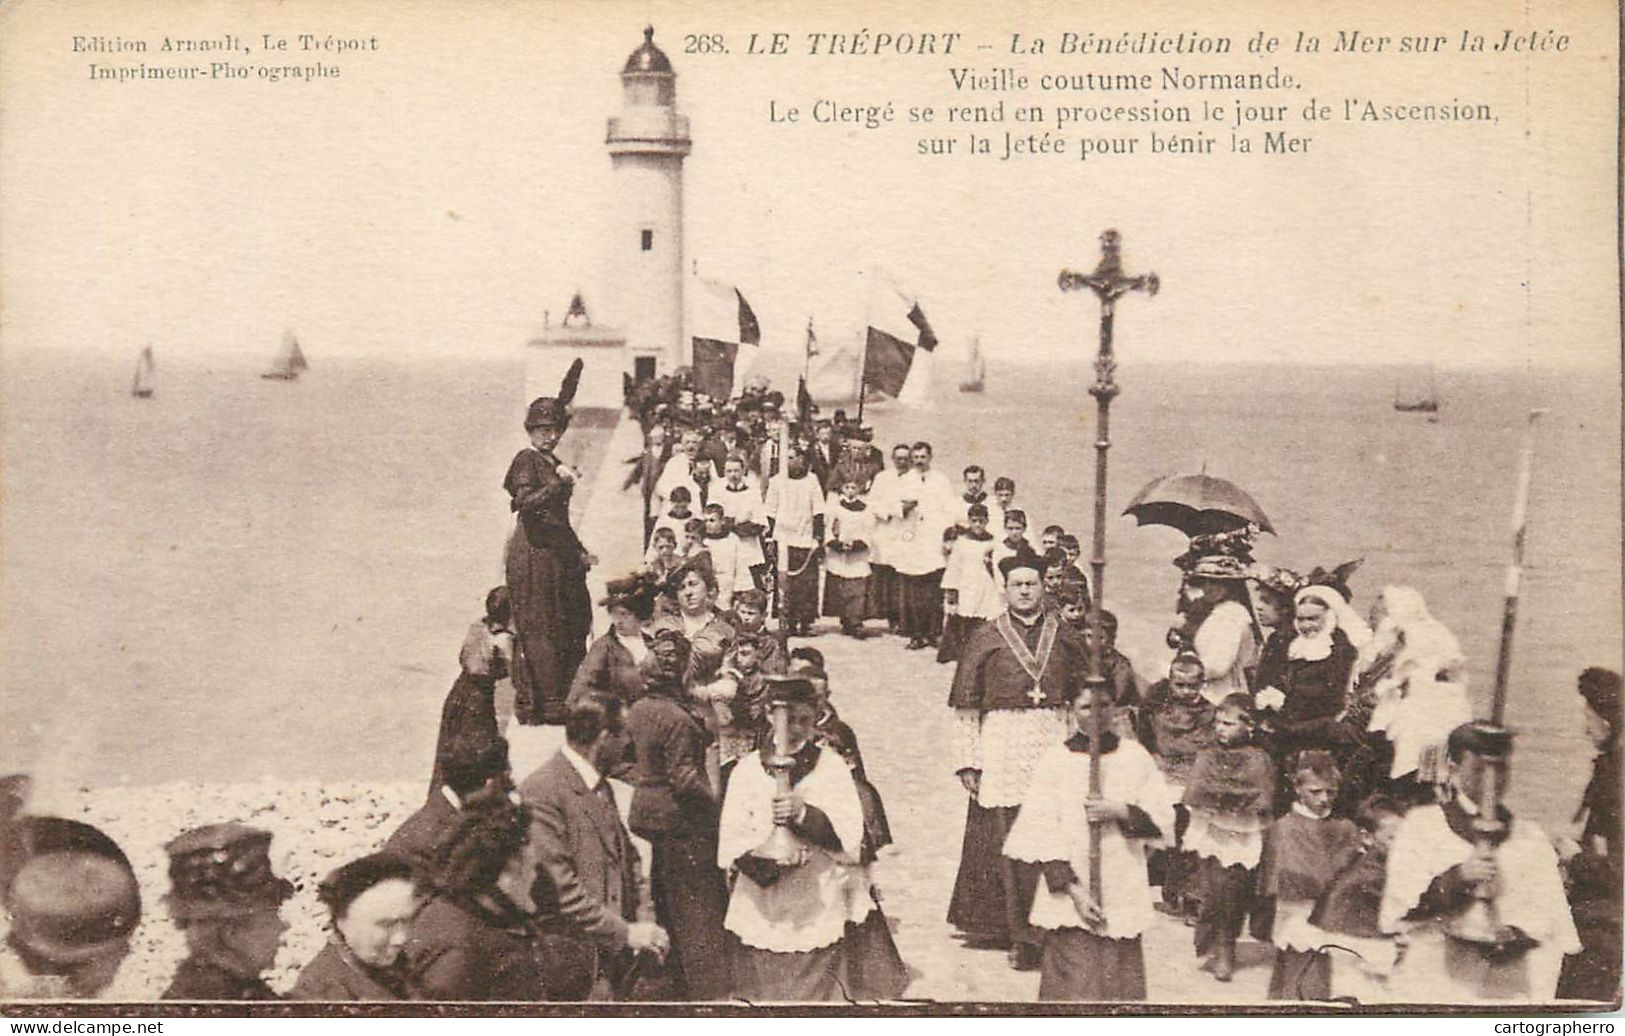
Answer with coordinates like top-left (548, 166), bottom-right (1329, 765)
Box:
top-left (1123, 473), bottom-right (1275, 537)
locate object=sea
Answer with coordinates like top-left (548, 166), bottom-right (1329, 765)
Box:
top-left (1, 349), bottom-right (1618, 831)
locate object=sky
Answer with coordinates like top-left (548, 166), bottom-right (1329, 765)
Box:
top-left (0, 0), bottom-right (1618, 370)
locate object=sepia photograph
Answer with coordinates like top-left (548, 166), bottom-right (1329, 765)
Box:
top-left (0, 0), bottom-right (1619, 1015)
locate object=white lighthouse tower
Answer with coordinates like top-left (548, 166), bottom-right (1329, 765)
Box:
top-left (525, 27), bottom-right (690, 411)
top-left (607, 26), bottom-right (691, 379)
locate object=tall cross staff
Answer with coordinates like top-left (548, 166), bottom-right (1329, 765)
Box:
top-left (1058, 229), bottom-right (1158, 905)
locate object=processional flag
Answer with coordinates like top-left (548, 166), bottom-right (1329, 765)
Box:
top-left (805, 317), bottom-right (820, 359)
top-left (863, 281), bottom-right (937, 402)
top-left (796, 376), bottom-right (815, 429)
top-left (691, 275), bottom-right (762, 400)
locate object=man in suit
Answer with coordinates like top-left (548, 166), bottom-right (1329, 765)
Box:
top-left (520, 696), bottom-right (670, 1000)
top-left (809, 419), bottom-right (839, 493)
top-left (386, 736), bottom-right (510, 873)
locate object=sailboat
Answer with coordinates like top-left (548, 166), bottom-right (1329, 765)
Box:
top-left (958, 334), bottom-right (986, 393)
top-left (261, 331), bottom-right (310, 381)
top-left (131, 345), bottom-right (156, 399)
top-left (1393, 364), bottom-right (1440, 413)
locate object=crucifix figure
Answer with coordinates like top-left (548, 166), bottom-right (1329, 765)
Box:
top-left (1058, 230), bottom-right (1160, 402)
top-left (1058, 229), bottom-right (1158, 905)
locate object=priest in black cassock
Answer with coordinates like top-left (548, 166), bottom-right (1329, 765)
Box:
top-left (946, 550), bottom-right (1087, 970)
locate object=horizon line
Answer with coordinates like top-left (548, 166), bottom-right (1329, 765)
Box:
top-left (4, 339), bottom-right (1620, 374)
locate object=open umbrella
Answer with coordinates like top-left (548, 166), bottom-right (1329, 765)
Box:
top-left (1123, 473), bottom-right (1274, 537)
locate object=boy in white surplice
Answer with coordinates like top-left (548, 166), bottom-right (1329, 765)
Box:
top-left (717, 675), bottom-right (868, 1000)
top-left (1004, 680), bottom-right (1176, 1001)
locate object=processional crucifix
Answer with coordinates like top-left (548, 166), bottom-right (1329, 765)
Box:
top-left (1058, 229), bottom-right (1158, 906)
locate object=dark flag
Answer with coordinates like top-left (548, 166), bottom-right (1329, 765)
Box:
top-left (692, 276), bottom-right (760, 399)
top-left (737, 289), bottom-right (761, 346)
top-left (908, 302), bottom-right (938, 352)
top-left (864, 289), bottom-right (938, 399)
top-left (691, 338), bottom-right (739, 399)
top-left (805, 317), bottom-right (819, 359)
top-left (862, 326), bottom-right (914, 398)
top-left (796, 376), bottom-right (815, 427)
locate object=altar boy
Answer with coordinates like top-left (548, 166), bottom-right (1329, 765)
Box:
top-left (1003, 681), bottom-right (1175, 1000)
top-left (1379, 722), bottom-right (1580, 1003)
top-left (716, 675), bottom-right (869, 1000)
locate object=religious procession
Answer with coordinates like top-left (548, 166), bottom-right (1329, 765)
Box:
top-left (1, 23), bottom-right (1617, 1016)
top-left (3, 268), bottom-right (1620, 1007)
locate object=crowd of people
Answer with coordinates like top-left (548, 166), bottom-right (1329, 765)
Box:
top-left (938, 530), bottom-right (1619, 1004)
top-left (0, 366), bottom-right (1618, 1006)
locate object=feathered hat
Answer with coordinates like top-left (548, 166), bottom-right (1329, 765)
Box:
top-left (525, 359), bottom-right (585, 431)
top-left (162, 823), bottom-right (295, 921)
top-left (1304, 559), bottom-right (1364, 602)
top-left (598, 572), bottom-right (658, 619)
top-left (1173, 525), bottom-right (1259, 572)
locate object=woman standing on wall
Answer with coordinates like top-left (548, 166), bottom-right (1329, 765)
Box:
top-left (505, 360), bottom-right (596, 726)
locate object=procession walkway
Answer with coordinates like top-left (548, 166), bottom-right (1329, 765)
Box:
top-left (548, 414), bottom-right (1283, 1005)
top-left (808, 628), bottom-right (1275, 1006)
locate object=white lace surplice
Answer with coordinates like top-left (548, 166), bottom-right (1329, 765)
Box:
top-left (1003, 738), bottom-right (1176, 939)
top-left (1183, 808), bottom-right (1266, 869)
top-left (953, 707), bottom-right (1069, 808)
top-left (717, 748), bottom-right (868, 953)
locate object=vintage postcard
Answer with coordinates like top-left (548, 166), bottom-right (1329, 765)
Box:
top-left (0, 0), bottom-right (1618, 1016)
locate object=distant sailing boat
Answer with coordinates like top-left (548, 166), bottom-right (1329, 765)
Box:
top-left (131, 345), bottom-right (156, 399)
top-left (261, 331), bottom-right (309, 381)
top-left (1393, 364), bottom-right (1440, 413)
top-left (958, 334), bottom-right (986, 393)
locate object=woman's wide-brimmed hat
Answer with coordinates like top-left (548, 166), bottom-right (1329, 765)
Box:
top-left (1172, 525), bottom-right (1258, 572)
top-left (598, 573), bottom-right (656, 617)
top-left (1252, 565), bottom-right (1304, 599)
top-left (524, 359), bottom-right (584, 430)
top-left (1185, 553), bottom-right (1251, 581)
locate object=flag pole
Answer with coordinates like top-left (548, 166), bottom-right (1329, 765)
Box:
top-left (1447, 408), bottom-right (1545, 946)
top-left (856, 359), bottom-right (868, 425)
top-left (1058, 230), bottom-right (1158, 910)
top-left (857, 269), bottom-right (876, 426)
top-left (804, 314), bottom-right (814, 382)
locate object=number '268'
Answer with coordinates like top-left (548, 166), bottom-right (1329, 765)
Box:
top-left (684, 34), bottom-right (726, 53)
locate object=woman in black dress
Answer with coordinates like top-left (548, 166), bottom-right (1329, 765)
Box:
top-left (429, 586), bottom-right (514, 798)
top-left (504, 360), bottom-right (596, 726)
top-left (625, 628), bottom-right (731, 1000)
top-left (1255, 585), bottom-right (1363, 811)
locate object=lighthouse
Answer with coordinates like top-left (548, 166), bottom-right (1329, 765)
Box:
top-left (525, 26), bottom-right (689, 411)
top-left (608, 26), bottom-right (691, 379)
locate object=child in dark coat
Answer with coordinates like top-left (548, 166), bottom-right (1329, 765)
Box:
top-left (1182, 693), bottom-right (1274, 981)
top-left (1258, 750), bottom-right (1362, 1000)
top-left (1138, 651), bottom-right (1216, 919)
top-left (1309, 793), bottom-right (1407, 1002)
